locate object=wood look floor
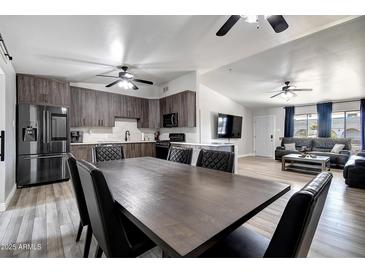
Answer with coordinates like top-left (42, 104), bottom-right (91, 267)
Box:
top-left (1, 156), bottom-right (365, 258)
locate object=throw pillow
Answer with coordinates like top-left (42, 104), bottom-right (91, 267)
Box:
top-left (331, 144), bottom-right (345, 154)
top-left (284, 143), bottom-right (296, 151)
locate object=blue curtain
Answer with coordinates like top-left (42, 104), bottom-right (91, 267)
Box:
top-left (317, 102), bottom-right (332, 138)
top-left (284, 106), bottom-right (295, 137)
top-left (361, 99), bottom-right (365, 150)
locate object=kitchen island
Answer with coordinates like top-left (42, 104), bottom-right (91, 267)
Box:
top-left (70, 140), bottom-right (156, 162)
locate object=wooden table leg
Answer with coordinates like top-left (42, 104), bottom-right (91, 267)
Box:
top-left (281, 158), bottom-right (285, 171)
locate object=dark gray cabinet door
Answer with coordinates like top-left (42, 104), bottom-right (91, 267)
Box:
top-left (17, 75), bottom-right (38, 104)
top-left (70, 87), bottom-right (82, 127)
top-left (17, 74), bottom-right (70, 107)
top-left (137, 98), bottom-right (149, 128)
top-left (96, 92), bottom-right (113, 127)
top-left (80, 88), bottom-right (97, 127)
top-left (148, 99), bottom-right (160, 129)
top-left (111, 93), bottom-right (121, 118)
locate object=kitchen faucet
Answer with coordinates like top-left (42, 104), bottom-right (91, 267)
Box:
top-left (124, 130), bottom-right (130, 142)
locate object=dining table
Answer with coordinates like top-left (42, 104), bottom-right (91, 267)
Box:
top-left (94, 157), bottom-right (290, 257)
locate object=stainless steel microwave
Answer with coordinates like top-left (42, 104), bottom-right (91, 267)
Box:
top-left (163, 113), bottom-right (178, 127)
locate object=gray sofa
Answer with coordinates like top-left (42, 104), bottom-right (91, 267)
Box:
top-left (275, 137), bottom-right (352, 168)
top-left (343, 151), bottom-right (365, 188)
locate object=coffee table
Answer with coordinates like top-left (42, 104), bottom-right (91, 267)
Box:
top-left (282, 154), bottom-right (330, 174)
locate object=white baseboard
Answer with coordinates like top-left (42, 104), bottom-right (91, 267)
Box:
top-left (238, 153), bottom-right (255, 158)
top-left (0, 183), bottom-right (16, 212)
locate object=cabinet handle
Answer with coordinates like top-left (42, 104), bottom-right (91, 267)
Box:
top-left (83, 118), bottom-right (85, 126)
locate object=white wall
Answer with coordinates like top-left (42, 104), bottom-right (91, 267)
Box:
top-left (0, 52), bottom-right (16, 210)
top-left (198, 84), bottom-right (254, 157)
top-left (158, 72), bottom-right (197, 97)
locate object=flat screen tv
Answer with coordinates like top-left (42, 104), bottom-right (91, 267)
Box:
top-left (217, 113), bottom-right (242, 139)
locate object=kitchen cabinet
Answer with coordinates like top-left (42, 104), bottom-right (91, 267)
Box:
top-left (123, 142), bottom-right (155, 158)
top-left (137, 98), bottom-right (149, 128)
top-left (69, 87), bottom-right (196, 129)
top-left (80, 88), bottom-right (97, 127)
top-left (17, 74), bottom-right (70, 107)
top-left (70, 142), bottom-right (155, 161)
top-left (148, 99), bottom-right (160, 129)
top-left (159, 90), bottom-right (196, 128)
top-left (96, 92), bottom-right (113, 127)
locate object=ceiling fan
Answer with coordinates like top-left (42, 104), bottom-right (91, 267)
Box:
top-left (216, 15), bottom-right (289, 36)
top-left (269, 81), bottom-right (313, 100)
top-left (97, 66), bottom-right (153, 90)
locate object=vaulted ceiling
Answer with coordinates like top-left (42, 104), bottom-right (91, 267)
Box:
top-left (201, 16), bottom-right (365, 107)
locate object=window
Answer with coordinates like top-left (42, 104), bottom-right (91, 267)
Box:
top-left (331, 111), bottom-right (361, 146)
top-left (294, 114), bottom-right (318, 138)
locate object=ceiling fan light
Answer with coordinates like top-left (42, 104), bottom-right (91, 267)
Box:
top-left (118, 80), bottom-right (131, 89)
top-left (124, 72), bottom-right (133, 79)
top-left (242, 15), bottom-right (258, 24)
top-left (281, 92), bottom-right (294, 100)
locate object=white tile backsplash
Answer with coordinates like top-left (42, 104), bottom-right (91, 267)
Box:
top-left (71, 118), bottom-right (156, 143)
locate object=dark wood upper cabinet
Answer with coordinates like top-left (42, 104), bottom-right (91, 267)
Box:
top-left (17, 74), bottom-right (70, 107)
top-left (137, 98), bottom-right (149, 128)
top-left (148, 99), bottom-right (160, 129)
top-left (96, 92), bottom-right (113, 127)
top-left (159, 91), bottom-right (196, 128)
top-left (69, 86), bottom-right (196, 129)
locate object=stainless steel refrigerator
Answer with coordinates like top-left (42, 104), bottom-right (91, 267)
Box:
top-left (17, 104), bottom-right (70, 187)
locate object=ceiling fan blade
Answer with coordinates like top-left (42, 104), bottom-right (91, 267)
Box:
top-left (134, 79), bottom-right (154, 85)
top-left (106, 80), bottom-right (121, 88)
top-left (270, 92), bottom-right (283, 98)
top-left (289, 88), bottom-right (313, 92)
top-left (265, 90), bottom-right (282, 93)
top-left (130, 81), bottom-right (139, 90)
top-left (216, 15), bottom-right (241, 36)
top-left (96, 74), bottom-right (119, 78)
top-left (266, 15), bottom-right (289, 33)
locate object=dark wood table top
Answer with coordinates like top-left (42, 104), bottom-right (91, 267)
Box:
top-left (95, 157), bottom-right (290, 257)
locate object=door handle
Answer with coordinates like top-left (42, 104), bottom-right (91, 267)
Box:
top-left (23, 154), bottom-right (64, 160)
top-left (0, 130), bottom-right (4, 162)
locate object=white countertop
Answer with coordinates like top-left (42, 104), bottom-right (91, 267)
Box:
top-left (170, 142), bottom-right (235, 147)
top-left (71, 140), bottom-right (156, 145)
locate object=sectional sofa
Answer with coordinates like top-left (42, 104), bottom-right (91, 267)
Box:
top-left (275, 137), bottom-right (352, 168)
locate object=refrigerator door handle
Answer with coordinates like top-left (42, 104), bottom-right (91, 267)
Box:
top-left (22, 154), bottom-right (65, 160)
top-left (47, 111), bottom-right (51, 144)
top-left (42, 109), bottom-right (47, 144)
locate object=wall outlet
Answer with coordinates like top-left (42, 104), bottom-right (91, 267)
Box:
top-left (163, 86), bottom-right (169, 93)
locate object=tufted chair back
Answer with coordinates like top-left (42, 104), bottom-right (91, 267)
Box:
top-left (196, 149), bottom-right (234, 173)
top-left (93, 145), bottom-right (124, 162)
top-left (264, 172), bottom-right (332, 257)
top-left (167, 146), bottom-right (193, 165)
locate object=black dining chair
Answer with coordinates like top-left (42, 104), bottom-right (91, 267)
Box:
top-left (76, 160), bottom-right (155, 258)
top-left (202, 172), bottom-right (333, 258)
top-left (93, 144), bottom-right (124, 163)
top-left (66, 154), bottom-right (93, 258)
top-left (196, 149), bottom-right (235, 173)
top-left (167, 146), bottom-right (193, 165)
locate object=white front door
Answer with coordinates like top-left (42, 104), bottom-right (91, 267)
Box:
top-left (254, 115), bottom-right (275, 157)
